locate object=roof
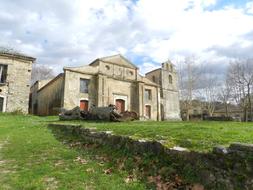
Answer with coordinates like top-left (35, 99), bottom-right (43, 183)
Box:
top-left (145, 68), bottom-right (161, 75)
top-left (138, 74), bottom-right (159, 86)
top-left (0, 52), bottom-right (36, 62)
top-left (38, 73), bottom-right (64, 93)
top-left (90, 54), bottom-right (138, 69)
top-left (64, 65), bottom-right (99, 75)
top-left (31, 78), bottom-right (53, 89)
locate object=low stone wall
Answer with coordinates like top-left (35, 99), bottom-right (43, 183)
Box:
top-left (48, 123), bottom-right (253, 190)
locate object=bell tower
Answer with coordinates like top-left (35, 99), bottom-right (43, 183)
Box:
top-left (160, 60), bottom-right (181, 120)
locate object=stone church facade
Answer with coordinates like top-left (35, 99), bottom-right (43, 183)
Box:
top-left (0, 52), bottom-right (35, 113)
top-left (31, 54), bottom-right (180, 120)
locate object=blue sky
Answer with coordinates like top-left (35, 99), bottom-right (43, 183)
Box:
top-left (1, 0), bottom-right (253, 74)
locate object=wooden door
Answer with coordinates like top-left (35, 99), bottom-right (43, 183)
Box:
top-left (145, 105), bottom-right (151, 119)
top-left (115, 99), bottom-right (125, 113)
top-left (80, 100), bottom-right (89, 111)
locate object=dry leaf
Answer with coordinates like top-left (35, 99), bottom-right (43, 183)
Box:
top-left (74, 156), bottom-right (88, 164)
top-left (104, 168), bottom-right (112, 175)
top-left (124, 175), bottom-right (134, 183)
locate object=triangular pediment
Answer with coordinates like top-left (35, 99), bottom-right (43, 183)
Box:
top-left (98, 54), bottom-right (138, 69)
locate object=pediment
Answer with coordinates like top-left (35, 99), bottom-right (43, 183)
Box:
top-left (99, 54), bottom-right (138, 69)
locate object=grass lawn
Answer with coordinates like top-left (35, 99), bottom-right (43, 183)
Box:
top-left (59, 120), bottom-right (253, 152)
top-left (0, 114), bottom-right (148, 190)
top-left (1, 114), bottom-right (253, 189)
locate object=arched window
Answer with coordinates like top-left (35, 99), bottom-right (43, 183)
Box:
top-left (105, 65), bottom-right (110, 70)
top-left (169, 75), bottom-right (173, 84)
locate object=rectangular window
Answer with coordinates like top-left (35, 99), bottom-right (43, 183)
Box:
top-left (145, 89), bottom-right (152, 101)
top-left (80, 78), bottom-right (89, 93)
top-left (0, 64), bottom-right (8, 83)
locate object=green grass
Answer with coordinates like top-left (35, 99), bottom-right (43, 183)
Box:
top-left (59, 120), bottom-right (253, 152)
top-left (0, 114), bottom-right (147, 190)
top-left (1, 114), bottom-right (253, 189)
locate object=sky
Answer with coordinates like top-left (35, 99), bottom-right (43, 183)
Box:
top-left (1, 0), bottom-right (253, 75)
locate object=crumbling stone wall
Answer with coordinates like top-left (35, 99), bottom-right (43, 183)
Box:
top-left (48, 123), bottom-right (253, 190)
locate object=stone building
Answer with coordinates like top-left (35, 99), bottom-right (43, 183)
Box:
top-left (29, 78), bottom-right (53, 114)
top-left (31, 54), bottom-right (180, 120)
top-left (0, 52), bottom-right (35, 113)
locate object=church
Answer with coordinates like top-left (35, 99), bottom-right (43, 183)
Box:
top-left (30, 54), bottom-right (181, 120)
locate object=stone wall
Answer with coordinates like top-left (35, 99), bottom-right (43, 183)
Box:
top-left (0, 53), bottom-right (35, 113)
top-left (48, 123), bottom-right (253, 190)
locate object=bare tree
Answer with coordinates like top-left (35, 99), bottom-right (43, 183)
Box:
top-left (197, 67), bottom-right (220, 117)
top-left (218, 80), bottom-right (231, 117)
top-left (178, 56), bottom-right (201, 120)
top-left (227, 59), bottom-right (253, 121)
top-left (31, 64), bottom-right (55, 84)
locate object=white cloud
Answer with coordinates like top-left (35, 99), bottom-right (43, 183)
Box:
top-left (0, 0), bottom-right (253, 75)
top-left (140, 62), bottom-right (160, 75)
top-left (246, 1), bottom-right (253, 14)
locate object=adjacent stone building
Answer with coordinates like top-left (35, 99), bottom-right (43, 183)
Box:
top-left (0, 52), bottom-right (35, 113)
top-left (29, 78), bottom-right (53, 115)
top-left (31, 54), bottom-right (180, 120)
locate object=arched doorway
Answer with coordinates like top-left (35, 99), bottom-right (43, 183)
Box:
top-left (80, 100), bottom-right (89, 111)
top-left (115, 99), bottom-right (125, 113)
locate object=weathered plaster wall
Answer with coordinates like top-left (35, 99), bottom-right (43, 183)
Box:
top-left (0, 55), bottom-right (33, 113)
top-left (142, 85), bottom-right (160, 120)
top-left (98, 61), bottom-right (137, 81)
top-left (97, 74), bottom-right (135, 110)
top-left (30, 79), bottom-right (51, 114)
top-left (63, 70), bottom-right (97, 110)
top-left (37, 74), bottom-right (64, 115)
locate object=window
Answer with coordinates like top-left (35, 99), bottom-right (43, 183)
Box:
top-left (170, 64), bottom-right (173, 71)
top-left (80, 79), bottom-right (89, 93)
top-left (0, 64), bottom-right (8, 83)
top-left (152, 76), bottom-right (156, 82)
top-left (169, 75), bottom-right (173, 84)
top-left (145, 89), bottom-right (152, 101)
top-left (105, 65), bottom-right (110, 70)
